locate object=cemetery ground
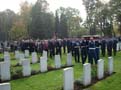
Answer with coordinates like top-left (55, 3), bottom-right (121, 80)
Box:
top-left (0, 51), bottom-right (121, 90)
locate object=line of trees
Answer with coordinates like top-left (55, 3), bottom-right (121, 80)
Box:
top-left (82, 0), bottom-right (121, 37)
top-left (0, 0), bottom-right (83, 41)
top-left (1, 0), bottom-right (121, 41)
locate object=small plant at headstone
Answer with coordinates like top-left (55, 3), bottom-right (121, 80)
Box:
top-left (0, 58), bottom-right (4, 62)
top-left (11, 67), bottom-right (22, 79)
top-left (31, 70), bottom-right (39, 75)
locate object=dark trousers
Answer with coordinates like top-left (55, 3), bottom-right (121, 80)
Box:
top-left (81, 48), bottom-right (87, 64)
top-left (96, 47), bottom-right (100, 60)
top-left (88, 49), bottom-right (97, 64)
top-left (107, 48), bottom-right (112, 56)
top-left (113, 47), bottom-right (116, 56)
top-left (50, 49), bottom-right (55, 58)
top-left (56, 48), bottom-right (61, 56)
top-left (74, 49), bottom-right (80, 63)
top-left (101, 48), bottom-right (105, 57)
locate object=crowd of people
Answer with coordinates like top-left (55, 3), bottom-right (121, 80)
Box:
top-left (0, 36), bottom-right (121, 65)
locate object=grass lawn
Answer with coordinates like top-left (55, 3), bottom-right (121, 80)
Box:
top-left (0, 51), bottom-right (121, 90)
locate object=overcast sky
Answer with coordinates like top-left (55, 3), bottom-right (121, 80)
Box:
top-left (0, 0), bottom-right (110, 20)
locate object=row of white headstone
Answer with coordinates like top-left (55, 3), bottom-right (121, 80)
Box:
top-left (63, 57), bottom-right (114, 90)
top-left (0, 57), bottom-right (113, 90)
top-left (0, 51), bottom-right (73, 81)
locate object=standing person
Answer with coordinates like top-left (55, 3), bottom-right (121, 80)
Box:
top-left (74, 40), bottom-right (80, 63)
top-left (48, 39), bottom-right (55, 58)
top-left (62, 39), bottom-right (67, 54)
top-left (107, 38), bottom-right (113, 56)
top-left (67, 39), bottom-right (72, 53)
top-left (88, 37), bottom-right (97, 65)
top-left (38, 41), bottom-right (43, 56)
top-left (55, 39), bottom-right (62, 56)
top-left (80, 38), bottom-right (88, 64)
top-left (101, 38), bottom-right (106, 57)
top-left (113, 38), bottom-right (118, 56)
top-left (95, 39), bottom-right (100, 60)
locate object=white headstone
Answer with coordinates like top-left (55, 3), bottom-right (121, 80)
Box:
top-left (0, 83), bottom-right (11, 90)
top-left (63, 67), bottom-right (74, 90)
top-left (4, 55), bottom-right (10, 67)
top-left (22, 59), bottom-right (31, 76)
top-left (43, 50), bottom-right (47, 60)
top-left (15, 51), bottom-right (19, 59)
top-left (0, 62), bottom-right (11, 81)
top-left (4, 51), bottom-right (9, 56)
top-left (67, 53), bottom-right (72, 66)
top-left (32, 52), bottom-right (38, 63)
top-left (83, 63), bottom-right (91, 86)
top-left (19, 53), bottom-right (25, 65)
top-left (97, 59), bottom-right (104, 79)
top-left (54, 55), bottom-right (61, 69)
top-left (108, 57), bottom-right (113, 75)
top-left (40, 57), bottom-right (47, 72)
top-left (25, 50), bottom-right (29, 58)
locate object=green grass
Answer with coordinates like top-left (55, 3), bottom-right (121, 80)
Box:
top-left (0, 51), bottom-right (121, 90)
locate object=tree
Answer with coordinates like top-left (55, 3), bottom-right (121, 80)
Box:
top-left (30, 0), bottom-right (55, 39)
top-left (9, 19), bottom-right (28, 40)
top-left (0, 9), bottom-right (16, 41)
top-left (55, 10), bottom-right (60, 37)
top-left (20, 1), bottom-right (32, 36)
top-left (83, 0), bottom-right (113, 37)
top-left (56, 7), bottom-right (82, 37)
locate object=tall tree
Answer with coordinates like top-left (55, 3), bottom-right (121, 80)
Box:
top-left (57, 7), bottom-right (82, 37)
top-left (0, 9), bottom-right (16, 41)
top-left (30, 0), bottom-right (55, 39)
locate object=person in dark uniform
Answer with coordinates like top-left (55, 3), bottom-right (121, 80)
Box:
top-left (95, 39), bottom-right (100, 60)
top-left (107, 38), bottom-right (113, 56)
top-left (71, 40), bottom-right (75, 56)
top-left (80, 38), bottom-right (88, 64)
top-left (74, 40), bottom-right (80, 63)
top-left (38, 41), bottom-right (43, 56)
top-left (67, 39), bottom-right (72, 53)
top-left (112, 38), bottom-right (118, 56)
top-left (48, 40), bottom-right (55, 58)
top-left (62, 39), bottom-right (67, 54)
top-left (55, 39), bottom-right (62, 56)
top-left (88, 37), bottom-right (97, 65)
top-left (101, 38), bottom-right (106, 57)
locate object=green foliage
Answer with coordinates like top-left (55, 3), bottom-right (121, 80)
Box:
top-left (0, 9), bottom-right (16, 41)
top-left (29, 0), bottom-right (55, 39)
top-left (56, 7), bottom-right (82, 38)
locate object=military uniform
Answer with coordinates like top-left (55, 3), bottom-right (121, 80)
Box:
top-left (74, 41), bottom-right (80, 63)
top-left (80, 40), bottom-right (88, 64)
top-left (95, 40), bottom-right (100, 60)
top-left (88, 40), bottom-right (97, 64)
top-left (101, 39), bottom-right (106, 57)
top-left (107, 39), bottom-right (113, 56)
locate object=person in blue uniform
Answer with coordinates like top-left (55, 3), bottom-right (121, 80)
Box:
top-left (67, 39), bottom-right (72, 53)
top-left (101, 38), bottom-right (106, 57)
top-left (80, 38), bottom-right (88, 64)
top-left (107, 38), bottom-right (113, 56)
top-left (74, 40), bottom-right (80, 63)
top-left (88, 37), bottom-right (97, 65)
top-left (55, 39), bottom-right (62, 56)
top-left (95, 39), bottom-right (100, 60)
top-left (62, 39), bottom-right (67, 54)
